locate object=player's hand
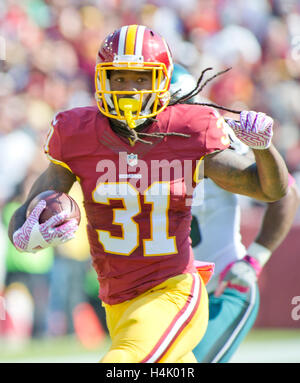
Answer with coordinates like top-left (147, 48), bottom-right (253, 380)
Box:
top-left (214, 256), bottom-right (262, 297)
top-left (13, 200), bottom-right (79, 253)
top-left (226, 111), bottom-right (273, 150)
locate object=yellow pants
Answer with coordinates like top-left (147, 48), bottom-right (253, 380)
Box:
top-left (100, 273), bottom-right (208, 363)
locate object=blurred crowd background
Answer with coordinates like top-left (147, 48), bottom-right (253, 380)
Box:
top-left (1, 0), bottom-right (300, 352)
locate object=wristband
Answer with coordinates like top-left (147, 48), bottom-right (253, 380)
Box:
top-left (244, 255), bottom-right (262, 277)
top-left (247, 242), bottom-right (272, 267)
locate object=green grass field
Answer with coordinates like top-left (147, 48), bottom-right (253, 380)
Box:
top-left (0, 334), bottom-right (111, 363)
top-left (1, 329), bottom-right (299, 363)
top-left (230, 328), bottom-right (300, 363)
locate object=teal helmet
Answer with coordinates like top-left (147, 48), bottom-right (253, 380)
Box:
top-left (170, 63), bottom-right (197, 103)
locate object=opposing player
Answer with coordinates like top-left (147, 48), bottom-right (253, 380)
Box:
top-left (171, 64), bottom-right (300, 362)
top-left (8, 25), bottom-right (289, 363)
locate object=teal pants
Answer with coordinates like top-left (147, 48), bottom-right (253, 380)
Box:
top-left (193, 283), bottom-right (260, 363)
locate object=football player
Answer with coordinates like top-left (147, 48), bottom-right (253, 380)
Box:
top-left (171, 63), bottom-right (300, 362)
top-left (8, 25), bottom-right (289, 363)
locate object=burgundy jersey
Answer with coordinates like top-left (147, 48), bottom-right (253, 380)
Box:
top-left (45, 104), bottom-right (229, 304)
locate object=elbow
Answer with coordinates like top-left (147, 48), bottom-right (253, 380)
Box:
top-left (263, 185), bottom-right (289, 203)
top-left (267, 173), bottom-right (294, 202)
top-left (277, 185), bottom-right (290, 201)
top-left (266, 181), bottom-right (300, 205)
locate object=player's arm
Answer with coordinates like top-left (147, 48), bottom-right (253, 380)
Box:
top-left (253, 180), bottom-right (300, 253)
top-left (214, 180), bottom-right (300, 296)
top-left (204, 145), bottom-right (288, 202)
top-left (204, 111), bottom-right (288, 202)
top-left (8, 163), bottom-right (77, 252)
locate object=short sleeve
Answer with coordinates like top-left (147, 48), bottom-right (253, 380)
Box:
top-left (44, 113), bottom-right (73, 173)
top-left (44, 114), bottom-right (63, 162)
top-left (205, 112), bottom-right (230, 154)
top-left (164, 105), bottom-right (230, 159)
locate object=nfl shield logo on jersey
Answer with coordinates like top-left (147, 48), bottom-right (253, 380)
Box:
top-left (127, 153), bottom-right (138, 167)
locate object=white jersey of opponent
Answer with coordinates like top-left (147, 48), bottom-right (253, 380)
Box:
top-left (192, 179), bottom-right (247, 293)
top-left (191, 127), bottom-right (249, 294)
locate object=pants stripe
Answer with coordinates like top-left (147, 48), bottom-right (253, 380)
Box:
top-left (211, 283), bottom-right (257, 363)
top-left (141, 273), bottom-right (201, 363)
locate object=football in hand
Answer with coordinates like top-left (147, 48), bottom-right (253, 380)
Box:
top-left (26, 190), bottom-right (81, 225)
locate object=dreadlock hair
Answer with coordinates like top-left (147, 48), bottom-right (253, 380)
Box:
top-left (169, 66), bottom-right (242, 116)
top-left (110, 67), bottom-right (241, 145)
top-left (109, 117), bottom-right (190, 146)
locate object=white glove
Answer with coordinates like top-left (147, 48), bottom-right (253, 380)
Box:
top-left (13, 200), bottom-right (79, 253)
top-left (214, 255), bottom-right (262, 297)
top-left (226, 110), bottom-right (273, 150)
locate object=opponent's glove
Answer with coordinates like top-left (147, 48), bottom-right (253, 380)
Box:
top-left (13, 200), bottom-right (79, 253)
top-left (226, 110), bottom-right (273, 150)
top-left (214, 255), bottom-right (262, 297)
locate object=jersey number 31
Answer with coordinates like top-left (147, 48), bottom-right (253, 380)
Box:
top-left (92, 182), bottom-right (178, 256)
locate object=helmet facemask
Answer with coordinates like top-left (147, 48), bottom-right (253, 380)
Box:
top-left (95, 59), bottom-right (171, 129)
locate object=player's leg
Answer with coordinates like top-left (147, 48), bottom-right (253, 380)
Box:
top-left (193, 283), bottom-right (259, 363)
top-left (159, 277), bottom-right (208, 363)
top-left (100, 273), bottom-right (208, 363)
